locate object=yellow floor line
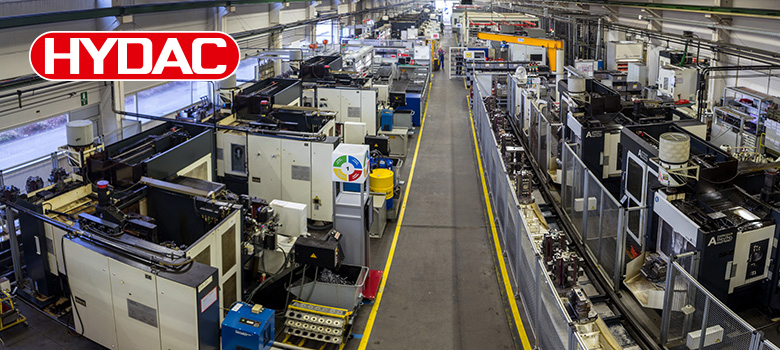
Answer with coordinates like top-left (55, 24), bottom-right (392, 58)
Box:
top-left (466, 89), bottom-right (533, 350)
top-left (357, 74), bottom-right (433, 350)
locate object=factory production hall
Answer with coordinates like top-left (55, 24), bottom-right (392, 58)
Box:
top-left (11, 1), bottom-right (780, 350)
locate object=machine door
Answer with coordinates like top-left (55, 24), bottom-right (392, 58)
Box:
top-left (603, 132), bottom-right (623, 178)
top-left (341, 90), bottom-right (363, 124)
top-left (625, 152), bottom-right (647, 205)
top-left (63, 240), bottom-right (117, 349)
top-left (248, 135), bottom-right (282, 200)
top-left (281, 139), bottom-right (312, 208)
top-left (624, 152), bottom-right (648, 246)
top-left (310, 141), bottom-right (335, 221)
top-left (729, 225), bottom-right (775, 293)
top-left (360, 89), bottom-right (378, 135)
top-left (316, 88), bottom-right (343, 122)
top-left (109, 258), bottom-right (162, 350)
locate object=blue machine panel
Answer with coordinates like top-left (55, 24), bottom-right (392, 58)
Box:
top-left (222, 302), bottom-right (275, 350)
top-left (398, 93), bottom-right (422, 126)
top-left (380, 109), bottom-right (394, 131)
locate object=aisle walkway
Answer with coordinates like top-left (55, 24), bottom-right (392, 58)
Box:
top-left (350, 31), bottom-right (521, 349)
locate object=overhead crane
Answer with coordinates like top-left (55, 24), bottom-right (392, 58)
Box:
top-left (476, 32), bottom-right (565, 74)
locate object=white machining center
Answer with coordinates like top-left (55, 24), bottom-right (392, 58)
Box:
top-left (33, 176), bottom-right (241, 350)
top-left (316, 86), bottom-right (379, 136)
top-left (217, 114), bottom-right (339, 222)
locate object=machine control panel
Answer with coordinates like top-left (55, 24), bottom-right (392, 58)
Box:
top-left (231, 143), bottom-right (246, 173)
top-left (239, 317), bottom-right (262, 327)
top-left (746, 239), bottom-right (770, 279)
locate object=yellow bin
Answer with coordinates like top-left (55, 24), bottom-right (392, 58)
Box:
top-left (370, 168), bottom-right (394, 199)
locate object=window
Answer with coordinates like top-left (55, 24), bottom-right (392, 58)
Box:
top-left (626, 156), bottom-right (644, 203)
top-left (316, 20), bottom-right (337, 46)
top-left (0, 114), bottom-right (68, 169)
top-left (124, 81), bottom-right (212, 118)
top-left (125, 94), bottom-right (138, 114)
top-left (236, 58), bottom-right (259, 82)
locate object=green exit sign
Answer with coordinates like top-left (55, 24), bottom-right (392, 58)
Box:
top-left (80, 91), bottom-right (88, 106)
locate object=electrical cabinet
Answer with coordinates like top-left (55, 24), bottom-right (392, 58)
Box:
top-left (311, 139), bottom-right (337, 221)
top-left (344, 122), bottom-right (367, 144)
top-left (157, 275), bottom-right (204, 350)
top-left (509, 43), bottom-right (547, 63)
top-left (657, 65), bottom-right (697, 101)
top-left (64, 238), bottom-right (220, 350)
top-left (65, 241), bottom-right (117, 349)
top-left (248, 136), bottom-right (282, 200)
top-left (109, 258), bottom-right (162, 350)
top-left (247, 135), bottom-right (339, 221)
top-left (281, 139), bottom-right (312, 208)
top-left (413, 45), bottom-right (431, 61)
top-left (627, 62), bottom-right (647, 85)
top-left (317, 87), bottom-right (378, 135)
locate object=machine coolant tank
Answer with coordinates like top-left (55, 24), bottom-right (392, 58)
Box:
top-left (369, 168), bottom-right (394, 200)
top-left (66, 120), bottom-right (94, 147)
top-left (567, 77), bottom-right (586, 94)
top-left (658, 132), bottom-right (690, 165)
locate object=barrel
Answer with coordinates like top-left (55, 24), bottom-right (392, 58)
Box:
top-left (369, 168), bottom-right (394, 200)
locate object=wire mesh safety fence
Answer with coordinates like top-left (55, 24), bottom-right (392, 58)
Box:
top-left (471, 75), bottom-right (780, 350)
top-left (559, 143), bottom-right (626, 289)
top-left (471, 82), bottom-right (589, 349)
top-left (761, 341), bottom-right (780, 350)
top-left (660, 261), bottom-right (770, 350)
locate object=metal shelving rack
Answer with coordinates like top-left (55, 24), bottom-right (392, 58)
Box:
top-left (448, 46), bottom-right (467, 79)
top-left (711, 86), bottom-right (777, 155)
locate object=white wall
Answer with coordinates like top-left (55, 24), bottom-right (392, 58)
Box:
top-left (226, 4), bottom-right (271, 34)
top-left (0, 19), bottom-right (97, 79)
top-left (0, 81), bottom-right (102, 130)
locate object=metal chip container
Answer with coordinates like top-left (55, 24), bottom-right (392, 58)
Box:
top-left (288, 265), bottom-right (368, 311)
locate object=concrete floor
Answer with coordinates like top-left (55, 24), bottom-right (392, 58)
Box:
top-left (0, 300), bottom-right (103, 349)
top-left (1, 29), bottom-right (523, 350)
